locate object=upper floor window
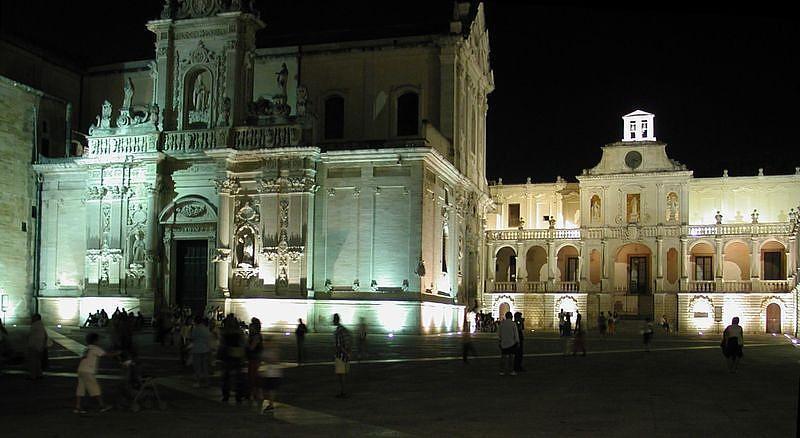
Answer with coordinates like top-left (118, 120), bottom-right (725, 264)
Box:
top-left (763, 251), bottom-right (784, 280)
top-left (507, 203), bottom-right (521, 228)
top-left (396, 92), bottom-right (419, 136)
top-left (641, 120), bottom-right (648, 138)
top-left (629, 120), bottom-right (636, 139)
top-left (695, 256), bottom-right (713, 281)
top-left (324, 95), bottom-right (345, 140)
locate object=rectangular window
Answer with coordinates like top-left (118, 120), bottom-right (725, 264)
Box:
top-left (763, 251), bottom-right (784, 280)
top-left (566, 257), bottom-right (579, 282)
top-left (695, 256), bottom-right (713, 281)
top-left (642, 120), bottom-right (648, 137)
top-left (507, 203), bottom-right (520, 228)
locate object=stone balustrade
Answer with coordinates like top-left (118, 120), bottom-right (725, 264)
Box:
top-left (486, 222), bottom-right (794, 241)
top-left (232, 125), bottom-right (302, 149)
top-left (85, 133), bottom-right (159, 157)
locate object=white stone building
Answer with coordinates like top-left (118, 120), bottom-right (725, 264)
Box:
top-left (484, 110), bottom-right (800, 334)
top-left (1, 1), bottom-right (495, 333)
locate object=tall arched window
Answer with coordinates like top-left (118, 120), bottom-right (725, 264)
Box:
top-left (396, 91), bottom-right (419, 136)
top-left (324, 95), bottom-right (344, 140)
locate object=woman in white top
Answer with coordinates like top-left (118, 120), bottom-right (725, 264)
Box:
top-left (722, 317), bottom-right (744, 373)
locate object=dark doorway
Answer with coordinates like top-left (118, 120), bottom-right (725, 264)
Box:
top-left (176, 240), bottom-right (208, 316)
top-left (766, 303), bottom-right (781, 334)
top-left (629, 256), bottom-right (649, 294)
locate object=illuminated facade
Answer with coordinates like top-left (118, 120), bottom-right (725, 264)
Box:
top-left (14, 1), bottom-right (494, 332)
top-left (484, 111), bottom-right (800, 334)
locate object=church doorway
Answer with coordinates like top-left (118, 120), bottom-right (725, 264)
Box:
top-left (176, 240), bottom-right (208, 316)
top-left (766, 303), bottom-right (781, 334)
top-left (629, 256), bottom-right (649, 294)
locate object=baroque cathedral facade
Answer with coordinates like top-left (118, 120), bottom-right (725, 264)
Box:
top-left (1, 1), bottom-right (493, 332)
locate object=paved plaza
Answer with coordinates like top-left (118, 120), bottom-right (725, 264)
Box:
top-left (1, 323), bottom-right (799, 437)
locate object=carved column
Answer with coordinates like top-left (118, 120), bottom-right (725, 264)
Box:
top-left (144, 181), bottom-right (159, 293)
top-left (750, 237), bottom-right (760, 280)
top-left (578, 240), bottom-right (586, 290)
top-left (714, 237), bottom-right (724, 279)
top-left (214, 177), bottom-right (240, 297)
top-left (680, 237), bottom-right (689, 290)
top-left (656, 238), bottom-right (664, 279)
top-left (516, 243), bottom-right (526, 284)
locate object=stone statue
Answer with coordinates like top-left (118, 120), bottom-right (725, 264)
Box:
top-left (296, 85), bottom-right (309, 117)
top-left (276, 62), bottom-right (288, 96)
top-left (715, 211), bottom-right (723, 225)
top-left (131, 230), bottom-right (146, 265)
top-left (666, 192), bottom-right (679, 221)
top-left (236, 229), bottom-right (255, 267)
top-left (100, 100), bottom-right (113, 128)
top-left (628, 194), bottom-right (640, 223)
top-left (122, 78), bottom-right (134, 110)
top-left (193, 78), bottom-right (209, 112)
top-left (590, 196), bottom-right (601, 223)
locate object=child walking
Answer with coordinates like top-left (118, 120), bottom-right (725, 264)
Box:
top-left (75, 333), bottom-right (119, 414)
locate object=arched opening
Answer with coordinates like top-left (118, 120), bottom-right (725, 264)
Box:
top-left (690, 242), bottom-right (714, 281)
top-left (723, 241), bottom-right (749, 281)
top-left (525, 246), bottom-right (547, 281)
top-left (761, 241), bottom-right (786, 281)
top-left (396, 91), bottom-right (419, 136)
top-left (766, 303), bottom-right (781, 334)
top-left (589, 249), bottom-right (601, 285)
top-left (615, 243), bottom-right (652, 294)
top-left (556, 245), bottom-right (579, 282)
top-left (324, 95), bottom-right (345, 139)
top-left (495, 247), bottom-right (516, 282)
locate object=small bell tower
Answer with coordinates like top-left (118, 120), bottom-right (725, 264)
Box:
top-left (622, 110), bottom-right (655, 142)
top-left (147, 0), bottom-right (263, 131)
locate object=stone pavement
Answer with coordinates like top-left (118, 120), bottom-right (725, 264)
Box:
top-left (1, 325), bottom-right (798, 437)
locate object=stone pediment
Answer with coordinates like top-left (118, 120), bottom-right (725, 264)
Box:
top-left (581, 141), bottom-right (688, 177)
top-left (159, 195), bottom-right (218, 224)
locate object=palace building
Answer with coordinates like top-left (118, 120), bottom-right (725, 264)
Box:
top-left (484, 111), bottom-right (800, 334)
top-left (0, 1), bottom-right (493, 333)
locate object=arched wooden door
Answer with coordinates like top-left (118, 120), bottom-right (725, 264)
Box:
top-left (766, 303), bottom-right (781, 334)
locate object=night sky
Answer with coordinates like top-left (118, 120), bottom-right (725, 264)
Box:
top-left (1, 1), bottom-right (797, 183)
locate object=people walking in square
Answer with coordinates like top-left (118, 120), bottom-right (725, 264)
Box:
top-left (607, 312), bottom-right (616, 335)
top-left (597, 311), bottom-right (607, 337)
top-left (357, 317), bottom-right (368, 360)
top-left (722, 317), bottom-right (744, 372)
top-left (246, 318), bottom-right (264, 405)
top-left (558, 309), bottom-right (565, 336)
top-left (295, 318), bottom-right (307, 365)
top-left (572, 325), bottom-right (587, 356)
top-left (190, 317), bottom-right (211, 387)
top-left (642, 318), bottom-right (654, 352)
top-left (74, 332), bottom-right (119, 413)
top-left (513, 312), bottom-right (525, 372)
top-left (27, 313), bottom-right (48, 380)
top-left (261, 336), bottom-right (283, 413)
top-left (660, 314), bottom-right (670, 335)
top-left (333, 313), bottom-right (352, 397)
top-left (574, 310), bottom-right (583, 334)
top-left (498, 311), bottom-right (519, 376)
top-left (219, 318), bottom-right (245, 404)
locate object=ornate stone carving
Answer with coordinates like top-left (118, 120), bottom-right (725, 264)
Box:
top-left (213, 176), bottom-right (241, 194)
top-left (179, 202), bottom-right (208, 218)
top-left (257, 175), bottom-right (317, 194)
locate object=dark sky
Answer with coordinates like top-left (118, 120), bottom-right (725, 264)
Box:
top-left (2, 1), bottom-right (797, 183)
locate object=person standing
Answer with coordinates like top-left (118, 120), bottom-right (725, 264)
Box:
top-left (190, 317), bottom-right (212, 387)
top-left (597, 312), bottom-right (607, 337)
top-left (558, 309), bottom-right (565, 336)
top-left (660, 314), bottom-right (670, 335)
top-left (74, 332), bottom-right (119, 413)
top-left (220, 319), bottom-right (245, 404)
top-left (498, 311), bottom-right (519, 376)
top-left (295, 318), bottom-right (307, 365)
top-left (574, 310), bottom-right (583, 334)
top-left (27, 314), bottom-right (48, 380)
top-left (357, 317), bottom-right (368, 360)
top-left (607, 312), bottom-right (615, 336)
top-left (261, 336), bottom-right (283, 413)
top-left (722, 317), bottom-right (744, 372)
top-left (246, 318), bottom-right (264, 406)
top-left (461, 330), bottom-right (477, 363)
top-left (572, 324), bottom-right (587, 356)
top-left (641, 318), bottom-right (654, 352)
top-left (564, 312), bottom-right (572, 338)
top-left (513, 312), bottom-right (525, 372)
top-left (332, 314), bottom-right (352, 397)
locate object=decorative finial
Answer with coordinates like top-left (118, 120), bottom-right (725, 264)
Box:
top-left (758, 168), bottom-right (764, 176)
top-left (715, 211), bottom-right (723, 225)
top-left (723, 169), bottom-right (728, 177)
top-left (751, 209), bottom-right (759, 224)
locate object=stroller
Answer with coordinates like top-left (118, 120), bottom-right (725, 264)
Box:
top-left (119, 353), bottom-right (167, 412)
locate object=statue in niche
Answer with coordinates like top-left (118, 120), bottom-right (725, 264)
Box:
top-left (236, 228), bottom-right (255, 268)
top-left (100, 100), bottom-right (112, 128)
top-left (666, 192), bottom-right (679, 222)
top-left (130, 230), bottom-right (146, 265)
top-left (192, 78), bottom-right (209, 113)
top-left (590, 195), bottom-right (601, 223)
top-left (276, 62), bottom-right (288, 97)
top-left (627, 193), bottom-right (640, 223)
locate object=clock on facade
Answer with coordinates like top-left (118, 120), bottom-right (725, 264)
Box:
top-left (625, 150), bottom-right (642, 169)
